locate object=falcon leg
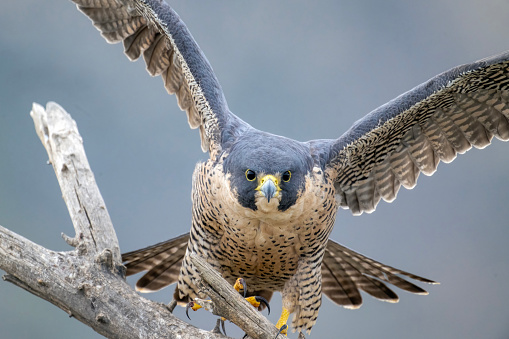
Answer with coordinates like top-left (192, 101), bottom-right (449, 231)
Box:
top-left (246, 296), bottom-right (271, 313)
top-left (185, 278), bottom-right (270, 337)
top-left (275, 324), bottom-right (288, 339)
top-left (275, 307), bottom-right (290, 336)
top-left (166, 299), bottom-right (177, 313)
top-left (234, 278), bottom-right (271, 312)
top-left (188, 300), bottom-right (227, 335)
top-left (211, 318), bottom-right (227, 335)
top-left (234, 277), bottom-right (247, 297)
top-left (185, 300), bottom-right (203, 319)
top-left (185, 298), bottom-right (214, 319)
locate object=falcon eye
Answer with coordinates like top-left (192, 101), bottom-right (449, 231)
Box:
top-left (245, 169), bottom-right (256, 181)
top-left (282, 171), bottom-right (291, 182)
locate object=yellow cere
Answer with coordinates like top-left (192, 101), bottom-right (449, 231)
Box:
top-left (255, 175), bottom-right (282, 192)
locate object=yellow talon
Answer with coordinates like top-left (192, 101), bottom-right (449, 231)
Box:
top-left (234, 277), bottom-right (270, 313)
top-left (191, 303), bottom-right (202, 311)
top-left (234, 277), bottom-right (247, 296)
top-left (275, 307), bottom-right (290, 335)
top-left (245, 296), bottom-right (271, 314)
top-left (185, 301), bottom-right (203, 320)
top-left (246, 296), bottom-right (261, 308)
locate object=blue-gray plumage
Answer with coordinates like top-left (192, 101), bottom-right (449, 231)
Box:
top-left (74, 0), bottom-right (509, 336)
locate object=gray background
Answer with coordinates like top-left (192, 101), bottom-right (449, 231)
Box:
top-left (1, 1), bottom-right (509, 338)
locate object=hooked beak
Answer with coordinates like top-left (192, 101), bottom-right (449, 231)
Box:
top-left (255, 175), bottom-right (281, 203)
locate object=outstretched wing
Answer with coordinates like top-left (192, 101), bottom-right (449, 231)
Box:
top-left (312, 52), bottom-right (509, 215)
top-left (72, 0), bottom-right (250, 155)
top-left (122, 233), bottom-right (189, 292)
top-left (322, 239), bottom-right (436, 308)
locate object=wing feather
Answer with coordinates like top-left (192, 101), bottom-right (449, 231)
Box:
top-left (313, 52), bottom-right (509, 215)
top-left (122, 233), bottom-right (189, 292)
top-left (123, 25), bottom-right (157, 61)
top-left (72, 0), bottom-right (251, 155)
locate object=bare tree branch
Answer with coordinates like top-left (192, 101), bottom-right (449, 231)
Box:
top-left (30, 101), bottom-right (120, 261)
top-left (190, 254), bottom-right (286, 339)
top-left (0, 102), bottom-right (230, 339)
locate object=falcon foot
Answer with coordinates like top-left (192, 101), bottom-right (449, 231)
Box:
top-left (185, 298), bottom-right (213, 319)
top-left (234, 277), bottom-right (270, 313)
top-left (187, 301), bottom-right (228, 336)
top-left (185, 278), bottom-right (270, 337)
top-left (234, 277), bottom-right (248, 297)
top-left (186, 296), bottom-right (269, 322)
top-left (186, 296), bottom-right (270, 318)
top-left (246, 296), bottom-right (271, 314)
top-left (166, 299), bottom-right (178, 313)
top-left (275, 324), bottom-right (288, 338)
top-left (211, 318), bottom-right (227, 336)
top-left (275, 307), bottom-right (290, 336)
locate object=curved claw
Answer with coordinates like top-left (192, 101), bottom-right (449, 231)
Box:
top-left (185, 302), bottom-right (193, 320)
top-left (241, 278), bottom-right (247, 297)
top-left (255, 296), bottom-right (270, 315)
top-left (185, 301), bottom-right (204, 320)
top-left (234, 277), bottom-right (248, 297)
top-left (221, 318), bottom-right (227, 336)
top-left (275, 324), bottom-right (288, 339)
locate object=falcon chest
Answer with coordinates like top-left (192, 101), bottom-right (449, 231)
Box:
top-left (191, 161), bottom-right (337, 290)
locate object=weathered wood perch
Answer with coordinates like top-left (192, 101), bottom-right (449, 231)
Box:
top-left (190, 254), bottom-right (286, 339)
top-left (0, 102), bottom-right (284, 339)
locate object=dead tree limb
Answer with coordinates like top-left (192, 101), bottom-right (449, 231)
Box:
top-left (0, 102), bottom-right (237, 338)
top-left (190, 254), bottom-right (286, 339)
top-left (30, 101), bottom-right (121, 263)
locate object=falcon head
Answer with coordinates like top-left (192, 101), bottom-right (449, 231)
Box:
top-left (223, 132), bottom-right (313, 212)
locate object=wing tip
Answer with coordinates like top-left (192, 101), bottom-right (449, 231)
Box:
top-left (415, 291), bottom-right (430, 296)
top-left (382, 297), bottom-right (399, 304)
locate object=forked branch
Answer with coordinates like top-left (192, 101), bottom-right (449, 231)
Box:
top-left (0, 102), bottom-right (256, 338)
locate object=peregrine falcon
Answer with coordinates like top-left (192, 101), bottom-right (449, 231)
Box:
top-left (73, 0), bottom-right (509, 336)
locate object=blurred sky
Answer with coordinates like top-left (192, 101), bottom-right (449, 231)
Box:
top-left (1, 1), bottom-right (508, 338)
